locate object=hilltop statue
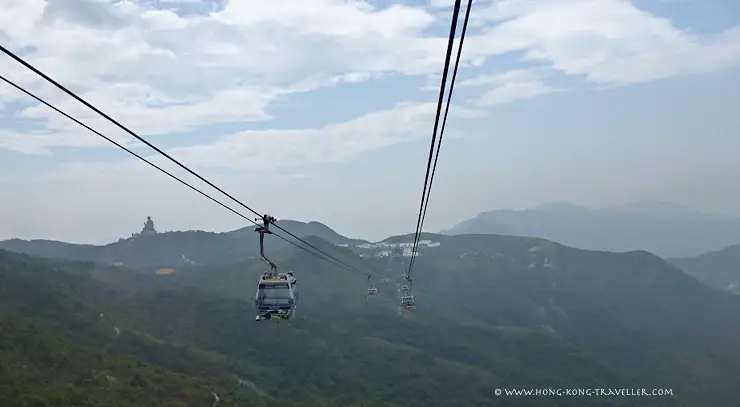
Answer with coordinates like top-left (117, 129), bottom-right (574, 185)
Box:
top-left (141, 216), bottom-right (157, 235)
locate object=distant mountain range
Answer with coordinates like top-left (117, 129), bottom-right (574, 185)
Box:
top-left (0, 219), bottom-right (367, 269)
top-left (670, 244), bottom-right (740, 293)
top-left (5, 200), bottom-right (740, 270)
top-left (441, 201), bottom-right (740, 258)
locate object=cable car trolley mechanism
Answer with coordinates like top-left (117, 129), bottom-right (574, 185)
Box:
top-left (253, 214), bottom-right (298, 322)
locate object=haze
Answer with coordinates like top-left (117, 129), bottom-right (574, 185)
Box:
top-left (1, 0), bottom-right (739, 244)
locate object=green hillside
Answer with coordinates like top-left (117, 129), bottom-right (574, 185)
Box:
top-left (2, 232), bottom-right (740, 406)
top-left (162, 233), bottom-right (740, 405)
top-left (0, 250), bottom-right (274, 407)
top-left (0, 318), bottom-right (257, 407)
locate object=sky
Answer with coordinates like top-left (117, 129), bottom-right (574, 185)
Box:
top-left (0, 0), bottom-right (739, 244)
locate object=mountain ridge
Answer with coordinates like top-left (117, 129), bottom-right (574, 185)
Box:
top-left (669, 244), bottom-right (740, 292)
top-left (441, 201), bottom-right (740, 258)
top-left (6, 201), bottom-right (740, 270)
top-left (0, 218), bottom-right (368, 268)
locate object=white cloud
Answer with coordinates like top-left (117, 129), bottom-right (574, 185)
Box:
top-left (460, 69), bottom-right (557, 106)
top-left (0, 127), bottom-right (111, 155)
top-left (162, 102), bottom-right (487, 170)
top-left (468, 0), bottom-right (740, 85)
top-left (0, 0), bottom-right (449, 150)
top-left (33, 101), bottom-right (487, 177)
top-left (428, 0), bottom-right (458, 7)
top-left (0, 0), bottom-right (738, 160)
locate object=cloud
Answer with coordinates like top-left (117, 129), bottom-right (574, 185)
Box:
top-left (468, 0), bottom-right (740, 85)
top-left (459, 69), bottom-right (557, 106)
top-left (0, 0), bottom-right (449, 150)
top-left (35, 101), bottom-right (487, 176)
top-left (0, 0), bottom-right (738, 160)
top-left (428, 0), bottom-right (458, 7)
top-left (0, 128), bottom-right (111, 155)
top-left (163, 102), bottom-right (487, 170)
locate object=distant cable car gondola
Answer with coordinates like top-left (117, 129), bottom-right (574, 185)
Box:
top-left (367, 274), bottom-right (378, 299)
top-left (400, 294), bottom-right (415, 310)
top-left (398, 275), bottom-right (415, 310)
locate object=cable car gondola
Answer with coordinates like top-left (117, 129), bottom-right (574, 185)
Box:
top-left (255, 271), bottom-right (298, 321)
top-left (253, 214), bottom-right (298, 321)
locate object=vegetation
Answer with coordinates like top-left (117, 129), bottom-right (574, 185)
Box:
top-left (0, 317), bottom-right (260, 407)
top-left (2, 230), bottom-right (740, 406)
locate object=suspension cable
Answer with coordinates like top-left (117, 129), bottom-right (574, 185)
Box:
top-left (0, 44), bottom-right (377, 278)
top-left (0, 70), bottom-right (375, 278)
top-left (407, 0), bottom-right (472, 279)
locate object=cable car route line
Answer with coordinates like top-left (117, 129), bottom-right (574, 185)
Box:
top-left (0, 71), bottom-right (372, 279)
top-left (414, 0), bottom-right (473, 271)
top-left (0, 43), bottom-right (378, 279)
top-left (407, 0), bottom-right (471, 280)
top-left (0, 48), bottom-right (365, 278)
top-left (407, 0), bottom-right (461, 274)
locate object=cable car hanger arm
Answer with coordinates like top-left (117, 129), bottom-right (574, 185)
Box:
top-left (255, 214), bottom-right (278, 273)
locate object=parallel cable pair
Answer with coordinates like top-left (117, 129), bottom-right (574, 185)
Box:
top-left (406, 0), bottom-right (473, 280)
top-left (0, 45), bottom-right (376, 279)
top-left (0, 0), bottom-right (473, 282)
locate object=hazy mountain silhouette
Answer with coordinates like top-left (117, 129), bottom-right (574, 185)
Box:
top-left (441, 201), bottom-right (740, 257)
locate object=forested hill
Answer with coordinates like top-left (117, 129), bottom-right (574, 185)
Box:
top-left (0, 250), bottom-right (271, 407)
top-left (0, 219), bottom-right (365, 269)
top-left (2, 232), bottom-right (740, 406)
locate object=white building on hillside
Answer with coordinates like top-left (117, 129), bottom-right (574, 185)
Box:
top-left (337, 239), bottom-right (439, 257)
top-left (402, 248), bottom-right (419, 257)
